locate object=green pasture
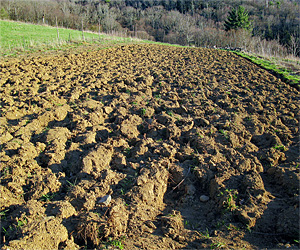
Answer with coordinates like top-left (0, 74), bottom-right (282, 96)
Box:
top-left (0, 20), bottom-right (139, 56)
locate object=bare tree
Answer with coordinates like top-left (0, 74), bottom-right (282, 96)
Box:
top-left (102, 13), bottom-right (121, 33)
top-left (146, 6), bottom-right (164, 29)
top-left (175, 15), bottom-right (196, 45)
top-left (289, 34), bottom-right (300, 57)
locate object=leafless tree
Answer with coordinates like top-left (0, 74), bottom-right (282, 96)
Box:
top-left (289, 34), bottom-right (300, 57)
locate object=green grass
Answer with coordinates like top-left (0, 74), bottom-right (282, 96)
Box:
top-left (143, 40), bottom-right (187, 48)
top-left (103, 237), bottom-right (125, 249)
top-left (0, 20), bottom-right (142, 56)
top-left (234, 51), bottom-right (300, 89)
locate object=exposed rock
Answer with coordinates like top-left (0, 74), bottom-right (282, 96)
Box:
top-left (200, 195), bottom-right (210, 202)
top-left (98, 195), bottom-right (112, 206)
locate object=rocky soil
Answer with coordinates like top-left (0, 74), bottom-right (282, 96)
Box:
top-left (0, 44), bottom-right (299, 249)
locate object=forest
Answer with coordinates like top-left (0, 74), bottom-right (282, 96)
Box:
top-left (0, 0), bottom-right (299, 57)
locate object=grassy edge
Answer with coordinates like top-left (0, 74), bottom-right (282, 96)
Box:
top-left (233, 51), bottom-right (300, 90)
top-left (0, 37), bottom-right (145, 58)
top-left (0, 20), bottom-right (146, 58)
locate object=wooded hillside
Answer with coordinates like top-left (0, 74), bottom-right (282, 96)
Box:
top-left (1, 0), bottom-right (299, 56)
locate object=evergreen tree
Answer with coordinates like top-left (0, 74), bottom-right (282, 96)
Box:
top-left (224, 6), bottom-right (251, 32)
top-left (0, 7), bottom-right (9, 20)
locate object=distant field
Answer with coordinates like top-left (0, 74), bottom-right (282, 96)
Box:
top-left (0, 20), bottom-right (140, 56)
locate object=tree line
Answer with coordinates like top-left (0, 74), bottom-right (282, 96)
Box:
top-left (0, 0), bottom-right (299, 56)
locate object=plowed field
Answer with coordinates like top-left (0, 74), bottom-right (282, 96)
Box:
top-left (0, 44), bottom-right (299, 250)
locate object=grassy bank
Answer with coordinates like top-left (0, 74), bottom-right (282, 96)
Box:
top-left (0, 20), bottom-right (141, 57)
top-left (234, 51), bottom-right (300, 89)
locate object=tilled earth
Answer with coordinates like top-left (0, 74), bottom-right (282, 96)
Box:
top-left (0, 44), bottom-right (299, 249)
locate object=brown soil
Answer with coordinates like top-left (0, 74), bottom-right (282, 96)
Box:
top-left (0, 44), bottom-right (299, 250)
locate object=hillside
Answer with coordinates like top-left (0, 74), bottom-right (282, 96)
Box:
top-left (0, 20), bottom-right (143, 57)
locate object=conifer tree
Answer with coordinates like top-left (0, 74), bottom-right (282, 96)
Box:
top-left (224, 6), bottom-right (251, 32)
top-left (0, 8), bottom-right (9, 20)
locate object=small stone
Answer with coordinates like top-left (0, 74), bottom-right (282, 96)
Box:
top-left (98, 195), bottom-right (111, 206)
top-left (200, 195), bottom-right (210, 202)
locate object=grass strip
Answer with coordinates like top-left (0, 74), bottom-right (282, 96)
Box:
top-left (234, 51), bottom-right (300, 89)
